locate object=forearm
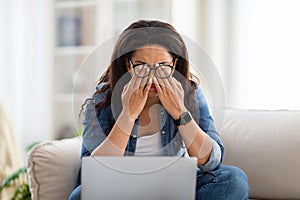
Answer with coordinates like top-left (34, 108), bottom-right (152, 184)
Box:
top-left (178, 119), bottom-right (213, 165)
top-left (91, 113), bottom-right (134, 157)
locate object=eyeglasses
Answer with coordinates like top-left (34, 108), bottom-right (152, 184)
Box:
top-left (128, 59), bottom-right (175, 79)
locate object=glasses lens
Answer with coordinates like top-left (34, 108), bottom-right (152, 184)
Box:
top-left (156, 65), bottom-right (173, 78)
top-left (134, 64), bottom-right (150, 78)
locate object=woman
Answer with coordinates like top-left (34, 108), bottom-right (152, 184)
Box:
top-left (69, 20), bottom-right (249, 200)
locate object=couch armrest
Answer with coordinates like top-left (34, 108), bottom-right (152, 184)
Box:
top-left (27, 137), bottom-right (82, 200)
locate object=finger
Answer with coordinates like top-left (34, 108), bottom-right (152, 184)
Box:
top-left (140, 73), bottom-right (149, 90)
top-left (123, 82), bottom-right (130, 93)
top-left (155, 76), bottom-right (166, 93)
top-left (136, 76), bottom-right (148, 98)
top-left (127, 67), bottom-right (138, 89)
top-left (124, 79), bottom-right (137, 95)
top-left (162, 75), bottom-right (172, 92)
top-left (164, 69), bottom-right (175, 86)
top-left (133, 67), bottom-right (147, 89)
top-left (172, 77), bottom-right (183, 90)
top-left (143, 77), bottom-right (152, 96)
top-left (153, 77), bottom-right (163, 95)
top-left (167, 75), bottom-right (177, 89)
top-left (127, 82), bottom-right (136, 96)
top-left (157, 69), bottom-right (172, 91)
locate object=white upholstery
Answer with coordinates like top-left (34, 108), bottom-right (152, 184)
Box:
top-left (221, 109), bottom-right (300, 199)
top-left (27, 137), bottom-right (82, 200)
top-left (26, 109), bottom-right (300, 199)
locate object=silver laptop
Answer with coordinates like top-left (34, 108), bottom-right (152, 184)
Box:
top-left (82, 156), bottom-right (197, 200)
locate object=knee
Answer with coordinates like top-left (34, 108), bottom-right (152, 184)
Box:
top-left (223, 166), bottom-right (250, 199)
top-left (69, 185), bottom-right (81, 200)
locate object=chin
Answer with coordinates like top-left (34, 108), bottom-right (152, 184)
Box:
top-left (147, 92), bottom-right (159, 98)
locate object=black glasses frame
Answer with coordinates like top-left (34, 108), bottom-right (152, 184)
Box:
top-left (128, 59), bottom-right (175, 79)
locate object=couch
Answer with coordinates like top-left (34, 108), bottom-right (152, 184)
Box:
top-left (27, 109), bottom-right (300, 200)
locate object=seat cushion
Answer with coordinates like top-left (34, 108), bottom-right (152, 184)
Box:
top-left (221, 109), bottom-right (300, 199)
top-left (27, 137), bottom-right (81, 200)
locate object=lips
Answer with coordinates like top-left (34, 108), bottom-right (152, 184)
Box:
top-left (143, 83), bottom-right (157, 91)
top-left (149, 83), bottom-right (157, 92)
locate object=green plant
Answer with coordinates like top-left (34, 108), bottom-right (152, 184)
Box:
top-left (1, 130), bottom-right (83, 199)
top-left (0, 167), bottom-right (30, 200)
top-left (75, 128), bottom-right (83, 137)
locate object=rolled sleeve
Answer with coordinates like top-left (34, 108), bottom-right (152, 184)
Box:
top-left (199, 139), bottom-right (222, 171)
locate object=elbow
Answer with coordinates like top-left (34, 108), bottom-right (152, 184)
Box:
top-left (197, 149), bottom-right (212, 166)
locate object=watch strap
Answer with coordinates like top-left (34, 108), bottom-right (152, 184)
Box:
top-left (174, 111), bottom-right (192, 126)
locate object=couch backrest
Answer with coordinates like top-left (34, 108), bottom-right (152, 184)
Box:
top-left (27, 109), bottom-right (300, 200)
top-left (221, 109), bottom-right (300, 199)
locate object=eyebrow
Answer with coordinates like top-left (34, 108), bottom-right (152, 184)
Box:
top-left (133, 60), bottom-right (171, 65)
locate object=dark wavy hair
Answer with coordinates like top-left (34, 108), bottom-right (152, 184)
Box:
top-left (81, 20), bottom-right (200, 130)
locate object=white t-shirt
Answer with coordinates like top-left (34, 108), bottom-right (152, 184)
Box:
top-left (135, 131), bottom-right (164, 156)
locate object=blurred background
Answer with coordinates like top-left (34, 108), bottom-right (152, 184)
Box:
top-left (1, 0), bottom-right (300, 160)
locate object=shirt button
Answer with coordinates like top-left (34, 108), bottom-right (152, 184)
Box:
top-left (160, 111), bottom-right (164, 115)
top-left (132, 134), bottom-right (137, 138)
top-left (161, 131), bottom-right (166, 134)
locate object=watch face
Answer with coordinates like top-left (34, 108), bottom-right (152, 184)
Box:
top-left (174, 111), bottom-right (192, 126)
top-left (181, 112), bottom-right (192, 125)
top-left (183, 113), bottom-right (191, 122)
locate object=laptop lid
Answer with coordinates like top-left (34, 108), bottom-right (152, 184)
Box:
top-left (82, 156), bottom-right (197, 200)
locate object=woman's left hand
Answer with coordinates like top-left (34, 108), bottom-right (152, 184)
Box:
top-left (153, 75), bottom-right (187, 120)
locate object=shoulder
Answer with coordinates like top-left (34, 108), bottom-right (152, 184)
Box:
top-left (84, 82), bottom-right (110, 110)
top-left (194, 85), bottom-right (209, 108)
top-left (95, 82), bottom-right (109, 91)
top-left (195, 85), bottom-right (205, 99)
top-left (188, 79), bottom-right (203, 98)
top-left (93, 82), bottom-right (110, 103)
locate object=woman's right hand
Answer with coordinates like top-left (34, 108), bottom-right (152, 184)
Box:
top-left (120, 69), bottom-right (152, 121)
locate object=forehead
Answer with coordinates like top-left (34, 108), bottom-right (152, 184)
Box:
top-left (131, 44), bottom-right (173, 62)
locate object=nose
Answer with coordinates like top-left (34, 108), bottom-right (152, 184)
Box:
top-left (149, 69), bottom-right (156, 79)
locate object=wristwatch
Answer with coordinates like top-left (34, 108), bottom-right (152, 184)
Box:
top-left (174, 111), bottom-right (193, 126)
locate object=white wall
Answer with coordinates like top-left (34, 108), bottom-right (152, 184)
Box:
top-left (193, 0), bottom-right (300, 110)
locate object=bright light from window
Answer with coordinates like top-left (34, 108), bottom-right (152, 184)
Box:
top-left (236, 0), bottom-right (300, 109)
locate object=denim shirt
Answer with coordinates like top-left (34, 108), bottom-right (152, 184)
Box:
top-left (80, 82), bottom-right (224, 174)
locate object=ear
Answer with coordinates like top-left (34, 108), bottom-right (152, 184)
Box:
top-left (125, 58), bottom-right (134, 76)
top-left (125, 58), bottom-right (131, 71)
top-left (173, 57), bottom-right (178, 67)
top-left (170, 58), bottom-right (178, 77)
